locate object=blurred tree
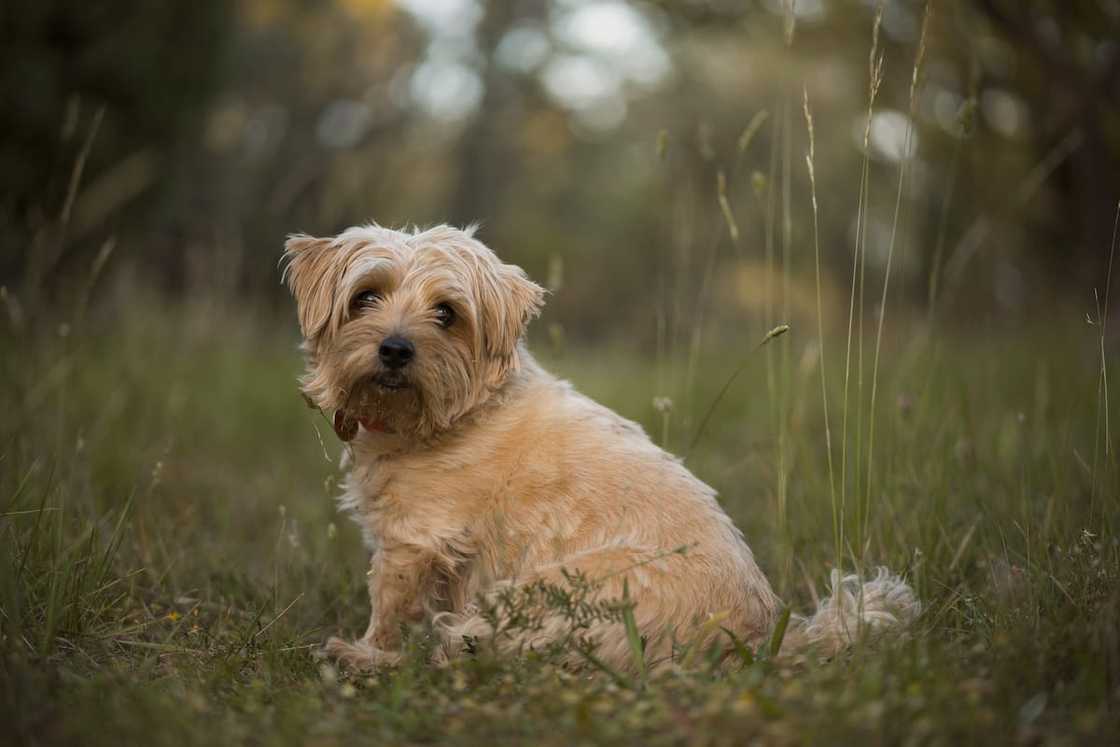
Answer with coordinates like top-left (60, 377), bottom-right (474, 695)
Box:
top-left (3, 0), bottom-right (1118, 337)
top-left (0, 0), bottom-right (231, 301)
top-left (972, 0), bottom-right (1120, 288)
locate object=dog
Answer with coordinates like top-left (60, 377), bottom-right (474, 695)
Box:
top-left (284, 223), bottom-right (918, 671)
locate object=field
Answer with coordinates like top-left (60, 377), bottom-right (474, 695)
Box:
top-left (2, 287), bottom-right (1117, 746)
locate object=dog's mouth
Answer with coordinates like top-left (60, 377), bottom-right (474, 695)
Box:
top-left (372, 372), bottom-right (411, 391)
top-left (330, 372), bottom-right (417, 442)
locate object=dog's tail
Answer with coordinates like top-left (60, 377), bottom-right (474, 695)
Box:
top-left (780, 567), bottom-right (920, 655)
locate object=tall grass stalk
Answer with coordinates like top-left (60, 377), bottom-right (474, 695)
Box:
top-left (802, 89), bottom-right (839, 566)
top-left (689, 324), bottom-right (790, 458)
top-left (763, 1), bottom-right (796, 579)
top-left (926, 87), bottom-right (971, 320)
top-left (939, 128), bottom-right (1084, 310)
top-left (864, 0), bottom-right (931, 550)
top-left (778, 1), bottom-right (796, 582)
top-left (685, 224), bottom-right (729, 437)
top-left (843, 3), bottom-right (883, 560)
top-left (717, 171), bottom-right (740, 247)
top-left (1092, 200), bottom-right (1119, 516)
top-left (24, 106), bottom-right (106, 306)
top-left (763, 120), bottom-right (785, 543)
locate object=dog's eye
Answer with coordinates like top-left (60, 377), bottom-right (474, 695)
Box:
top-left (433, 303), bottom-right (455, 329)
top-left (351, 290), bottom-right (382, 312)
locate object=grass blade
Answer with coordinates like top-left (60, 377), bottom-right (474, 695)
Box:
top-left (769, 607), bottom-right (791, 658)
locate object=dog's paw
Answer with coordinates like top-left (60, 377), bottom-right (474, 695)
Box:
top-left (322, 636), bottom-right (402, 671)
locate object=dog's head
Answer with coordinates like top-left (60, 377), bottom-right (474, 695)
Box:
top-left (283, 224), bottom-right (544, 441)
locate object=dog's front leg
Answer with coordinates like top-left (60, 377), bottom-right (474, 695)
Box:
top-left (325, 542), bottom-right (437, 671)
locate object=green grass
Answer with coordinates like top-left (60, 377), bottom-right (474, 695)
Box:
top-left (2, 297), bottom-right (1118, 745)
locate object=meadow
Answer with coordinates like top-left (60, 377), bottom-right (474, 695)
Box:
top-left (4, 0), bottom-right (1120, 742)
top-left (2, 280), bottom-right (1117, 745)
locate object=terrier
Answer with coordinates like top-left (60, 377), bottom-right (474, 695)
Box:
top-left (284, 223), bottom-right (918, 671)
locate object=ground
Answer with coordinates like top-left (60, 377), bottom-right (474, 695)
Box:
top-left (1, 297), bottom-right (1117, 745)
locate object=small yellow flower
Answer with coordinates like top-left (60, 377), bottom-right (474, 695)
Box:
top-left (166, 611), bottom-right (181, 622)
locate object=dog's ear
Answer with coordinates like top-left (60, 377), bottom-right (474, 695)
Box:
top-left (283, 235), bottom-right (340, 339)
top-left (478, 261), bottom-right (545, 361)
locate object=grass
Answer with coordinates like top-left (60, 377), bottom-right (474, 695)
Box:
top-left (1, 289), bottom-right (1118, 745)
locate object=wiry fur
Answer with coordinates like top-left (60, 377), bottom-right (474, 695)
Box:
top-left (784, 567), bottom-right (921, 654)
top-left (284, 223), bottom-right (919, 672)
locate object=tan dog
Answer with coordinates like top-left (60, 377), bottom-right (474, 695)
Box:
top-left (284, 224), bottom-right (918, 671)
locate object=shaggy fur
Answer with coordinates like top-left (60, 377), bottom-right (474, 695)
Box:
top-left (283, 223), bottom-right (919, 671)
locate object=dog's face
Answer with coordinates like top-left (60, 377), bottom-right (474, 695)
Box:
top-left (284, 224), bottom-right (544, 440)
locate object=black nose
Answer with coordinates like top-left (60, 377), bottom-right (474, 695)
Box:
top-left (378, 335), bottom-right (415, 369)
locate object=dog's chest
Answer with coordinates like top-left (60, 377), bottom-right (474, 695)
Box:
top-left (349, 437), bottom-right (567, 575)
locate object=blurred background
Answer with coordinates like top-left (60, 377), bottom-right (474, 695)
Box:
top-left (2, 0), bottom-right (1119, 345)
